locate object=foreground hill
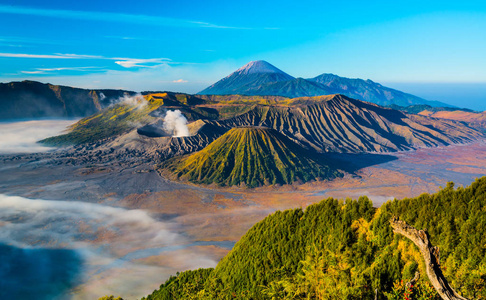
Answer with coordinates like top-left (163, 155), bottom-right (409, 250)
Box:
top-left (142, 177), bottom-right (486, 299)
top-left (198, 60), bottom-right (450, 107)
top-left (160, 127), bottom-right (340, 187)
top-left (0, 80), bottom-right (135, 120)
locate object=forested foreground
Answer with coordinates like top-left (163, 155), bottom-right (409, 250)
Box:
top-left (141, 177), bottom-right (486, 300)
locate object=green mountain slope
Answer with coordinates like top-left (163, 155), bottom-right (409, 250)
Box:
top-left (39, 94), bottom-right (169, 146)
top-left (39, 92), bottom-right (217, 146)
top-left (160, 127), bottom-right (340, 187)
top-left (143, 177), bottom-right (486, 299)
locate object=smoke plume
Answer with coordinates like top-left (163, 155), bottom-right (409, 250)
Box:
top-left (163, 110), bottom-right (190, 137)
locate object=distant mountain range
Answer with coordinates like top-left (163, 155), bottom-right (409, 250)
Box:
top-left (199, 60), bottom-right (451, 107)
top-left (0, 63), bottom-right (459, 120)
top-left (0, 81), bottom-right (135, 120)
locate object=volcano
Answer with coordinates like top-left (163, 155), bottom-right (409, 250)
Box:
top-left (160, 127), bottom-right (340, 187)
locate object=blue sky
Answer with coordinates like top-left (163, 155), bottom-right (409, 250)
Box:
top-left (1, 1), bottom-right (486, 109)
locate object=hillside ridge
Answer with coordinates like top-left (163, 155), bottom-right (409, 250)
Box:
top-left (0, 80), bottom-right (135, 120)
top-left (160, 127), bottom-right (340, 187)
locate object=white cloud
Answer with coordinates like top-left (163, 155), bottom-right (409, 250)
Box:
top-left (0, 52), bottom-right (172, 69)
top-left (0, 4), bottom-right (249, 30)
top-left (20, 70), bottom-right (45, 74)
top-left (172, 79), bottom-right (188, 83)
top-left (19, 66), bottom-right (103, 74)
top-left (37, 66), bottom-right (101, 72)
top-left (114, 58), bottom-right (170, 68)
top-left (0, 52), bottom-right (94, 59)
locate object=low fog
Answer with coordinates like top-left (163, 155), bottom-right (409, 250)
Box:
top-left (0, 120), bottom-right (78, 154)
top-left (0, 194), bottom-right (220, 299)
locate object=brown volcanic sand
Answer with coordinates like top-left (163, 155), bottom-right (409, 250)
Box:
top-left (116, 141), bottom-right (486, 245)
top-left (1, 141), bottom-right (486, 299)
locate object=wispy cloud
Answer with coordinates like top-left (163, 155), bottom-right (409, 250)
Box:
top-left (114, 58), bottom-right (170, 68)
top-left (0, 35), bottom-right (67, 46)
top-left (0, 42), bottom-right (25, 48)
top-left (20, 66), bottom-right (103, 75)
top-left (38, 66), bottom-right (101, 71)
top-left (0, 52), bottom-right (171, 69)
top-left (20, 70), bottom-right (45, 74)
top-left (0, 52), bottom-right (102, 59)
top-left (172, 79), bottom-right (188, 83)
top-left (0, 4), bottom-right (249, 29)
top-left (104, 36), bottom-right (153, 41)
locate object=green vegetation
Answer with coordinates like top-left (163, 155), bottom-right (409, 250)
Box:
top-left (98, 296), bottom-right (124, 300)
top-left (40, 96), bottom-right (162, 146)
top-left (143, 177), bottom-right (486, 299)
top-left (160, 127), bottom-right (340, 187)
top-left (38, 92), bottom-right (217, 146)
top-left (37, 92), bottom-right (283, 146)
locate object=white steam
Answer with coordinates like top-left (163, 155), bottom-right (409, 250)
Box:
top-left (163, 110), bottom-right (190, 137)
top-left (118, 94), bottom-right (147, 109)
top-left (0, 120), bottom-right (79, 154)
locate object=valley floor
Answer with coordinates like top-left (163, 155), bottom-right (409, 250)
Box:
top-left (1, 140), bottom-right (485, 299)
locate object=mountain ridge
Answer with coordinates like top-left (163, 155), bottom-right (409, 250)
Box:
top-left (198, 61), bottom-right (452, 107)
top-left (0, 80), bottom-right (135, 120)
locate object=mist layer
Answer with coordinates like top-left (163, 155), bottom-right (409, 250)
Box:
top-left (0, 120), bottom-right (78, 154)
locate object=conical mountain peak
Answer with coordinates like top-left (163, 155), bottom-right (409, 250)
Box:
top-left (234, 60), bottom-right (289, 75)
top-left (198, 60), bottom-right (294, 95)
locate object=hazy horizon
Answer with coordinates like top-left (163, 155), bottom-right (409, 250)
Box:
top-left (3, 74), bottom-right (485, 111)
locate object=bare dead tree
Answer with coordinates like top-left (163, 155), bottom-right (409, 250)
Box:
top-left (390, 217), bottom-right (469, 300)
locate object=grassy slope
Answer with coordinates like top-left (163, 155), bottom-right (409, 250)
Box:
top-left (143, 177), bottom-right (486, 299)
top-left (160, 127), bottom-right (340, 187)
top-left (40, 95), bottom-right (164, 146)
